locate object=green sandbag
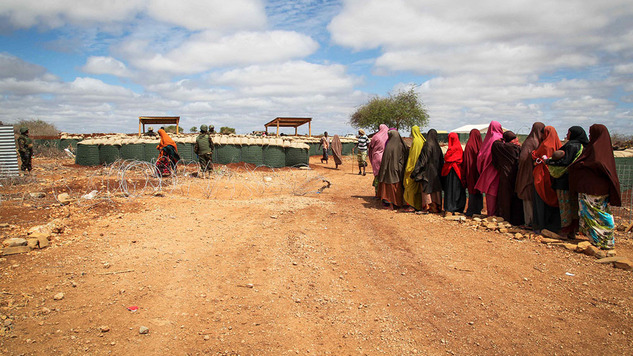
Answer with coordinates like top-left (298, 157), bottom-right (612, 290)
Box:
top-left (120, 144), bottom-right (144, 160)
top-left (263, 145), bottom-right (285, 168)
top-left (99, 145), bottom-right (120, 164)
top-left (75, 144), bottom-right (100, 166)
top-left (241, 145), bottom-right (264, 166)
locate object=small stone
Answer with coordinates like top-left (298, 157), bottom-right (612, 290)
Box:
top-left (562, 243), bottom-right (578, 251)
top-left (514, 233), bottom-right (524, 239)
top-left (2, 238), bottom-right (28, 247)
top-left (606, 250), bottom-right (617, 257)
top-left (596, 257), bottom-right (626, 264)
top-left (41, 307), bottom-right (51, 315)
top-left (139, 326), bottom-right (149, 334)
top-left (57, 193), bottom-right (72, 205)
top-left (583, 245), bottom-right (601, 257)
top-left (540, 237), bottom-right (560, 244)
top-left (576, 241), bottom-right (591, 252)
top-left (4, 319), bottom-right (12, 327)
top-left (1, 246), bottom-right (31, 256)
top-left (53, 292), bottom-right (65, 300)
top-left (29, 192), bottom-right (46, 199)
top-left (541, 229), bottom-right (564, 239)
top-left (204, 335), bottom-right (210, 340)
top-left (614, 259), bottom-right (633, 271)
top-left (499, 228), bottom-right (508, 234)
top-left (27, 239), bottom-right (39, 249)
top-left (99, 326), bottom-right (110, 333)
top-left (486, 223), bottom-right (497, 230)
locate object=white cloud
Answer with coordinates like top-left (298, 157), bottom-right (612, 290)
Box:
top-left (121, 30), bottom-right (319, 74)
top-left (82, 56), bottom-right (132, 78)
top-left (146, 0), bottom-right (266, 31)
top-left (209, 61), bottom-right (359, 96)
top-left (0, 0), bottom-right (144, 28)
top-left (0, 53), bottom-right (49, 80)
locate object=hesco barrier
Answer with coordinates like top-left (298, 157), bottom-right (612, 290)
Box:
top-left (285, 146), bottom-right (309, 166)
top-left (342, 142), bottom-right (354, 155)
top-left (60, 138), bottom-right (81, 151)
top-left (263, 145), bottom-right (285, 168)
top-left (308, 142), bottom-right (319, 156)
top-left (120, 144), bottom-right (144, 160)
top-left (99, 144), bottom-right (120, 164)
top-left (144, 143), bottom-right (159, 162)
top-left (75, 144), bottom-right (100, 166)
top-left (241, 145), bottom-right (264, 166)
top-left (215, 144), bottom-right (241, 164)
top-left (177, 142), bottom-right (193, 162)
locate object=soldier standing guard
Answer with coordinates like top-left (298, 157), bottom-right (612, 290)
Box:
top-left (17, 127), bottom-right (33, 172)
top-left (194, 124), bottom-right (214, 175)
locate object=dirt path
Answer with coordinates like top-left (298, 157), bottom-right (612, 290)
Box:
top-left (1, 157), bottom-right (633, 355)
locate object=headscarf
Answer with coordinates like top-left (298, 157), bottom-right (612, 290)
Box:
top-left (157, 128), bottom-right (177, 152)
top-left (331, 135), bottom-right (343, 165)
top-left (377, 130), bottom-right (408, 184)
top-left (568, 124), bottom-right (621, 206)
top-left (515, 122), bottom-right (545, 200)
top-left (368, 124), bottom-right (389, 177)
top-left (403, 126), bottom-right (426, 209)
top-left (441, 132), bottom-right (463, 179)
top-left (474, 121), bottom-right (504, 195)
top-left (411, 129), bottom-right (444, 193)
top-left (461, 129), bottom-right (482, 193)
top-left (549, 126), bottom-right (588, 168)
top-left (532, 126), bottom-right (561, 206)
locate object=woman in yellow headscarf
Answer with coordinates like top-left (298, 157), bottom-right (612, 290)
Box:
top-left (403, 126), bottom-right (427, 211)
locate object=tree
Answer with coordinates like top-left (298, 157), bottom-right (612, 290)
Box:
top-left (190, 126), bottom-right (198, 133)
top-left (12, 119), bottom-right (59, 136)
top-left (349, 86), bottom-right (429, 132)
top-left (220, 126), bottom-right (236, 135)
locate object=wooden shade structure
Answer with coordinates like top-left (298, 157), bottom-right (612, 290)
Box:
top-left (264, 117), bottom-right (312, 137)
top-left (138, 116), bottom-right (180, 136)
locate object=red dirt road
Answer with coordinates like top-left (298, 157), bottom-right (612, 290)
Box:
top-left (1, 157), bottom-right (632, 355)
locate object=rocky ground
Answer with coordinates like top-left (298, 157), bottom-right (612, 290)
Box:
top-left (1, 156), bottom-right (633, 355)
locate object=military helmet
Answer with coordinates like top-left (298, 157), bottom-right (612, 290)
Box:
top-left (19, 127), bottom-right (28, 134)
top-left (200, 124), bottom-right (208, 132)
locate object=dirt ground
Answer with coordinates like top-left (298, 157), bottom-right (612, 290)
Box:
top-left (1, 156), bottom-right (633, 355)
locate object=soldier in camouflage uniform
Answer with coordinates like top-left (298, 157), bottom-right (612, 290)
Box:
top-left (194, 124), bottom-right (214, 175)
top-left (17, 127), bottom-right (33, 172)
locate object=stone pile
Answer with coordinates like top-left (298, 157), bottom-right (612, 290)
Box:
top-left (1, 219), bottom-right (65, 256)
top-left (444, 213), bottom-right (633, 272)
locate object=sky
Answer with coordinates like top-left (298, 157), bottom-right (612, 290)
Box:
top-left (0, 0), bottom-right (632, 137)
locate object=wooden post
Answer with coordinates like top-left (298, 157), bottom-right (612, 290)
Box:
top-left (276, 121), bottom-right (280, 137)
top-left (309, 121), bottom-right (311, 137)
top-left (138, 120), bottom-right (142, 137)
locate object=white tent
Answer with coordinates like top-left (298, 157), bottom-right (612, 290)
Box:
top-left (451, 124), bottom-right (491, 134)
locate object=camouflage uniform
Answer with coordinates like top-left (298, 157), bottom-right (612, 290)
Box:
top-left (194, 125), bottom-right (214, 172)
top-left (17, 127), bottom-right (33, 171)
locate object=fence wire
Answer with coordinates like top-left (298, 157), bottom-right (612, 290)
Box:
top-left (0, 159), bottom-right (331, 211)
top-left (612, 162), bottom-right (633, 225)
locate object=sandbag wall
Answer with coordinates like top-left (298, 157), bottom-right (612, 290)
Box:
top-left (75, 135), bottom-right (310, 167)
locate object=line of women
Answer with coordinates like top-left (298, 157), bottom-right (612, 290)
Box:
top-left (369, 122), bottom-right (621, 250)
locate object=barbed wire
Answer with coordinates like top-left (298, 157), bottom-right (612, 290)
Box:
top-left (0, 158), bottom-right (332, 210)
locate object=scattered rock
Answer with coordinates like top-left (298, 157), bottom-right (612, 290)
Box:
top-left (596, 257), bottom-right (627, 264)
top-left (29, 192), bottom-right (46, 199)
top-left (28, 225), bottom-right (52, 236)
top-left (541, 229), bottom-right (564, 240)
top-left (614, 259), bottom-right (633, 271)
top-left (57, 193), bottom-right (72, 205)
top-left (485, 223), bottom-right (497, 230)
top-left (499, 228), bottom-right (509, 234)
top-left (606, 250), bottom-right (617, 257)
top-left (576, 241), bottom-right (592, 252)
top-left (2, 238), bottom-right (28, 247)
top-left (514, 233), bottom-right (524, 239)
top-left (540, 237), bottom-right (560, 244)
top-left (99, 326), bottom-right (110, 333)
top-left (53, 292), bottom-right (65, 301)
top-left (562, 243), bottom-right (578, 251)
top-left (582, 245), bottom-right (601, 257)
top-left (1, 246), bottom-right (31, 256)
top-left (139, 326), bottom-right (150, 334)
top-left (27, 239), bottom-right (39, 249)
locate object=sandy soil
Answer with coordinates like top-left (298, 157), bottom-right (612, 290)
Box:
top-left (1, 156), bottom-right (633, 355)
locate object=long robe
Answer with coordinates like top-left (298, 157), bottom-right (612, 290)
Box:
top-left (475, 121), bottom-right (504, 215)
top-left (368, 124), bottom-right (389, 176)
top-left (442, 133), bottom-right (465, 213)
top-left (491, 131), bottom-right (524, 226)
top-left (403, 126), bottom-right (426, 210)
top-left (377, 130), bottom-right (409, 207)
top-left (515, 122), bottom-right (545, 200)
top-left (331, 135), bottom-right (343, 166)
top-left (461, 129), bottom-right (483, 216)
top-left (532, 126), bottom-right (561, 207)
top-left (411, 129), bottom-right (443, 194)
